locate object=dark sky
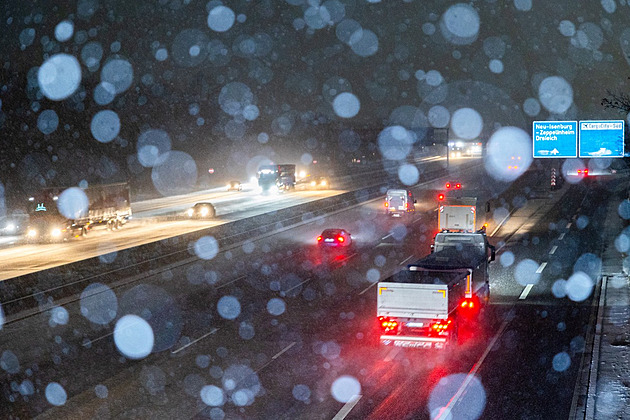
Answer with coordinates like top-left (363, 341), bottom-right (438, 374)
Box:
top-left (1, 0), bottom-right (629, 207)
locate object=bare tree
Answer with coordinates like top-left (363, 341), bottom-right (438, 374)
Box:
top-left (601, 89), bottom-right (630, 114)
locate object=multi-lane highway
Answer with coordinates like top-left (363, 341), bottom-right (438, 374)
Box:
top-left (0, 160), bottom-right (621, 419)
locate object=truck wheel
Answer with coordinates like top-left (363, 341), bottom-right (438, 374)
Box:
top-left (115, 219), bottom-right (122, 229)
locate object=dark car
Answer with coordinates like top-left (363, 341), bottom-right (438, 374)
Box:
top-left (227, 180), bottom-right (242, 191)
top-left (187, 202), bottom-right (216, 219)
top-left (317, 228), bottom-right (352, 247)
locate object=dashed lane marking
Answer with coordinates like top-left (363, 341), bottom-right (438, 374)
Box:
top-left (519, 284), bottom-right (534, 300)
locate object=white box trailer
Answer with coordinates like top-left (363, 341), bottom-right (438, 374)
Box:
top-left (438, 197), bottom-right (477, 232)
top-left (377, 237), bottom-right (494, 350)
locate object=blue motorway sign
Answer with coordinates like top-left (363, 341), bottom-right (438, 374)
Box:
top-left (532, 121), bottom-right (577, 158)
top-left (579, 120), bottom-right (625, 158)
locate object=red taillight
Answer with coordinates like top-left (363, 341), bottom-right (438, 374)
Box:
top-left (577, 170), bottom-right (581, 174)
top-left (337, 236), bottom-right (344, 242)
top-left (445, 182), bottom-right (451, 189)
top-left (405, 202), bottom-right (409, 209)
top-left (378, 316), bottom-right (398, 331)
top-left (584, 169), bottom-right (588, 176)
top-left (317, 236), bottom-right (322, 242)
top-left (384, 202), bottom-right (389, 207)
top-left (455, 183), bottom-right (461, 189)
top-left (461, 300), bottom-right (474, 309)
top-left (438, 193), bottom-right (445, 201)
top-left (431, 319), bottom-right (452, 331)
top-left (459, 299), bottom-right (479, 316)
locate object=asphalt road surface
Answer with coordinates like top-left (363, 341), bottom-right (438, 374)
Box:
top-left (0, 165), bottom-right (615, 419)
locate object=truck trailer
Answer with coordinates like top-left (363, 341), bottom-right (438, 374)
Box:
top-left (377, 231), bottom-right (495, 349)
top-left (26, 182), bottom-right (132, 242)
top-left (257, 164), bottom-right (296, 193)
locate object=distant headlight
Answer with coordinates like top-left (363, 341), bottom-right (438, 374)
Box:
top-left (27, 229), bottom-right (37, 237)
top-left (51, 228), bottom-right (62, 237)
top-left (5, 223), bottom-right (16, 233)
top-left (200, 207), bottom-right (209, 217)
top-left (320, 180), bottom-right (327, 186)
top-left (187, 209), bottom-right (194, 217)
top-left (227, 184), bottom-right (231, 189)
top-left (310, 181), bottom-right (316, 186)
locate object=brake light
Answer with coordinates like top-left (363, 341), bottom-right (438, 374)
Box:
top-left (438, 193), bottom-right (445, 201)
top-left (445, 182), bottom-right (451, 189)
top-left (459, 298), bottom-right (479, 316)
top-left (405, 202), bottom-right (409, 209)
top-left (378, 316), bottom-right (398, 332)
top-left (317, 236), bottom-right (322, 242)
top-left (337, 236), bottom-right (344, 242)
top-left (584, 169), bottom-right (588, 176)
top-left (461, 300), bottom-right (474, 309)
top-left (384, 201), bottom-right (388, 207)
top-left (431, 319), bottom-right (452, 331)
top-left (455, 183), bottom-right (461, 189)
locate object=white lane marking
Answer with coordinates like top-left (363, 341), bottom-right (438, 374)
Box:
top-left (519, 284), bottom-right (534, 300)
top-left (434, 309), bottom-right (513, 420)
top-left (171, 328), bottom-right (219, 354)
top-left (549, 245), bottom-right (558, 255)
top-left (255, 342), bottom-right (297, 373)
top-left (283, 278), bottom-right (311, 293)
top-left (83, 330), bottom-right (114, 347)
top-left (381, 233), bottom-right (393, 240)
top-left (490, 209), bottom-right (514, 237)
top-left (384, 347), bottom-right (401, 362)
top-left (399, 255), bottom-right (413, 265)
top-left (566, 222), bottom-right (572, 229)
top-left (332, 394), bottom-right (362, 420)
top-left (535, 262), bottom-right (547, 274)
top-left (272, 341), bottom-right (296, 360)
top-left (359, 282), bottom-right (378, 295)
top-left (216, 275), bottom-right (246, 289)
top-left (83, 318), bottom-right (145, 347)
top-left (558, 233), bottom-right (565, 240)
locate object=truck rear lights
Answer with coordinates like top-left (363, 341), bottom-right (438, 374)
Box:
top-left (445, 182), bottom-right (451, 189)
top-left (461, 300), bottom-right (474, 309)
top-left (455, 183), bottom-right (461, 189)
top-left (317, 236), bottom-right (322, 242)
top-left (438, 193), bottom-right (445, 201)
top-left (378, 316), bottom-right (398, 331)
top-left (431, 319), bottom-right (452, 331)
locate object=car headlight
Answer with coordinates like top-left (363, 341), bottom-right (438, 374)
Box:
top-left (5, 223), bottom-right (16, 233)
top-left (310, 181), bottom-right (316, 186)
top-left (320, 180), bottom-right (327, 186)
top-left (200, 208), bottom-right (209, 216)
top-left (187, 209), bottom-right (194, 217)
top-left (51, 228), bottom-right (62, 237)
top-left (27, 229), bottom-right (37, 237)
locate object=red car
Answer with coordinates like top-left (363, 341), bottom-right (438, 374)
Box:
top-left (317, 229), bottom-right (352, 247)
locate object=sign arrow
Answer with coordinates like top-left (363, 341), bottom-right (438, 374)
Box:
top-left (550, 148), bottom-right (559, 155)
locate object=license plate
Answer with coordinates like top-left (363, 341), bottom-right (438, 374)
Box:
top-left (398, 206), bottom-right (404, 210)
top-left (324, 238), bottom-right (334, 242)
top-left (393, 340), bottom-right (433, 349)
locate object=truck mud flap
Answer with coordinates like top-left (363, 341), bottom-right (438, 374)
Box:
top-left (380, 335), bottom-right (448, 350)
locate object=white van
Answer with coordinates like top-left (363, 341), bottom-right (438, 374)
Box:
top-left (385, 189), bottom-right (416, 217)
